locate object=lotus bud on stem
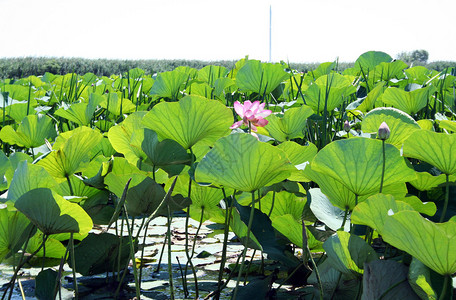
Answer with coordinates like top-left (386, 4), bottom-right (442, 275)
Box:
top-left (378, 122), bottom-right (390, 140)
top-left (344, 120), bottom-right (350, 138)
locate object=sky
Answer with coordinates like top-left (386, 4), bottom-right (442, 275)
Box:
top-left (1, 0), bottom-right (455, 63)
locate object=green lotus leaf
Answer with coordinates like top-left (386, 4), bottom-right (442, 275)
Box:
top-left (305, 73), bottom-right (356, 113)
top-left (355, 81), bottom-right (386, 113)
top-left (0, 206), bottom-right (33, 263)
top-left (367, 60), bottom-right (408, 83)
top-left (124, 176), bottom-right (167, 217)
top-left (397, 195), bottom-right (437, 216)
top-left (308, 188), bottom-right (351, 231)
top-left (195, 133), bottom-right (294, 192)
top-left (271, 214), bottom-right (322, 250)
top-left (197, 65), bottom-right (229, 87)
top-left (276, 141), bottom-right (317, 182)
top-left (405, 66), bottom-right (432, 83)
top-left (7, 161), bottom-right (58, 202)
top-left (0, 114), bottom-right (57, 148)
top-left (312, 137), bottom-right (416, 196)
top-left (142, 95), bottom-right (232, 150)
top-left (362, 107), bottom-right (421, 148)
top-left (265, 105), bottom-right (314, 142)
top-left (323, 231), bottom-right (378, 278)
top-left (439, 120), bottom-right (456, 132)
top-left (382, 85), bottom-right (436, 115)
top-left (408, 258), bottom-right (439, 300)
top-left (54, 97), bottom-right (97, 126)
top-left (409, 172), bottom-right (452, 191)
top-left (235, 60), bottom-right (289, 95)
top-left (260, 191), bottom-right (307, 222)
top-left (99, 93), bottom-right (136, 116)
top-left (417, 119), bottom-right (434, 131)
top-left (26, 232), bottom-right (66, 259)
top-left (230, 207), bottom-right (261, 250)
top-left (141, 129), bottom-right (190, 174)
top-left (355, 51), bottom-right (392, 72)
top-left (149, 69), bottom-right (189, 100)
top-left (362, 260), bottom-right (420, 300)
top-left (403, 130), bottom-right (456, 175)
top-left (382, 210), bottom-right (456, 275)
top-left (351, 194), bottom-right (415, 234)
top-left (15, 188), bottom-right (93, 235)
top-left (108, 112), bottom-right (148, 167)
top-left (305, 163), bottom-right (407, 211)
top-left (38, 127), bottom-right (103, 179)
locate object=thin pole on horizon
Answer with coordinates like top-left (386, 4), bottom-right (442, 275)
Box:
top-left (269, 5), bottom-right (272, 62)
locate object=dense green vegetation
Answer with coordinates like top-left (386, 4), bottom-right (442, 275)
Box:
top-left (0, 51), bottom-right (455, 299)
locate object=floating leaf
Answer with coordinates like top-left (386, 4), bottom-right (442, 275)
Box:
top-left (382, 210), bottom-right (456, 275)
top-left (362, 107), bottom-right (420, 148)
top-left (142, 95), bottom-right (232, 149)
top-left (403, 131), bottom-right (456, 175)
top-left (195, 133), bottom-right (293, 192)
top-left (312, 137), bottom-right (416, 196)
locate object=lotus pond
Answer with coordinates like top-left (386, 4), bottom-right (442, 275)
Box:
top-left (0, 51), bottom-right (455, 299)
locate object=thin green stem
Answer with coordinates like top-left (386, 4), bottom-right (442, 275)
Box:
top-left (379, 140), bottom-right (386, 193)
top-left (167, 205), bottom-right (175, 300)
top-left (122, 209), bottom-right (140, 300)
top-left (232, 191), bottom-right (256, 299)
top-left (440, 174), bottom-right (450, 223)
top-left (69, 233), bottom-right (79, 299)
top-left (340, 207), bottom-right (349, 231)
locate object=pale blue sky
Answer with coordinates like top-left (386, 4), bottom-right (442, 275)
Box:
top-left (1, 0), bottom-right (455, 62)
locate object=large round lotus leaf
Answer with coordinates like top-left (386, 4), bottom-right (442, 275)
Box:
top-left (277, 141), bottom-right (317, 182)
top-left (195, 133), bottom-right (294, 192)
top-left (362, 107), bottom-right (420, 148)
top-left (304, 163), bottom-right (407, 210)
top-left (382, 86), bottom-right (436, 115)
top-left (235, 60), bottom-right (289, 94)
top-left (311, 137), bottom-right (416, 196)
top-left (403, 131), bottom-right (456, 175)
top-left (265, 105), bottom-right (314, 142)
top-left (142, 95), bottom-right (232, 149)
top-left (355, 51), bottom-right (392, 71)
top-left (351, 194), bottom-right (415, 234)
top-left (382, 210), bottom-right (456, 275)
top-left (397, 196), bottom-right (436, 216)
top-left (323, 231), bottom-right (378, 279)
top-left (38, 127), bottom-right (103, 179)
top-left (0, 114), bottom-right (57, 148)
top-left (108, 112), bottom-right (148, 167)
top-left (305, 73), bottom-right (356, 113)
top-left (14, 188), bottom-right (93, 236)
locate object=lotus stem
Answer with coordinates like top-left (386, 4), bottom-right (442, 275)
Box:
top-left (166, 204), bottom-right (175, 300)
top-left (155, 236), bottom-right (167, 273)
top-left (69, 233), bottom-right (79, 299)
top-left (379, 140), bottom-right (386, 193)
top-left (340, 207), bottom-right (349, 231)
top-left (438, 274), bottom-right (450, 300)
top-left (216, 189), bottom-right (234, 300)
top-left (439, 174), bottom-right (450, 223)
top-left (122, 208), bottom-right (141, 300)
top-left (232, 191), bottom-right (256, 299)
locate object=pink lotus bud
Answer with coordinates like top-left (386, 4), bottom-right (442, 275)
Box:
top-left (378, 122), bottom-right (390, 140)
top-left (344, 120), bottom-right (350, 133)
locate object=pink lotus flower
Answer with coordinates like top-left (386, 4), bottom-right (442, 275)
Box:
top-left (230, 100), bottom-right (272, 132)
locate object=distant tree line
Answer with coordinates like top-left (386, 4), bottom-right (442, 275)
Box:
top-left (0, 54), bottom-right (454, 79)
